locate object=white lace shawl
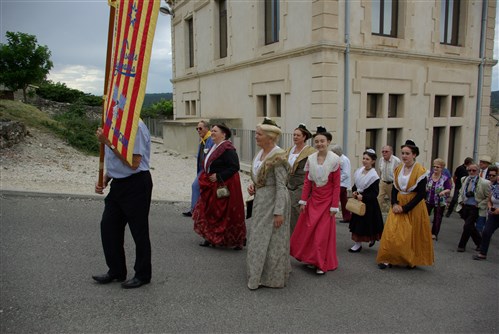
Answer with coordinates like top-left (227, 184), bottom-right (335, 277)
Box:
top-left (353, 167), bottom-right (379, 192)
top-left (305, 151), bottom-right (340, 187)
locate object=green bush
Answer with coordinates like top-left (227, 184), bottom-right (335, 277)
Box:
top-left (51, 102), bottom-right (100, 155)
top-left (141, 98), bottom-right (173, 118)
top-left (79, 94), bottom-right (103, 107)
top-left (36, 81), bottom-right (102, 106)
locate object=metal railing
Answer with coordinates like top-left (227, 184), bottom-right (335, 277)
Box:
top-left (143, 118), bottom-right (163, 138)
top-left (142, 119), bottom-right (311, 167)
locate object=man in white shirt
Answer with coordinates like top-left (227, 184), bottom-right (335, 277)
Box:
top-left (332, 145), bottom-right (352, 223)
top-left (377, 145), bottom-right (401, 211)
top-left (479, 155), bottom-right (492, 179)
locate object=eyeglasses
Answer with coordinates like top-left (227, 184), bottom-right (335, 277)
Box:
top-left (487, 174), bottom-right (497, 178)
top-left (381, 151), bottom-right (389, 153)
top-left (433, 166), bottom-right (441, 168)
top-left (196, 127), bottom-right (203, 131)
top-left (467, 169), bottom-right (478, 172)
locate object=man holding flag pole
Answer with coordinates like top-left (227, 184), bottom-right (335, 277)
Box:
top-left (92, 0), bottom-right (160, 289)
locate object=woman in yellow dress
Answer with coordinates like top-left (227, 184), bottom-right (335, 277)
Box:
top-left (376, 140), bottom-right (434, 269)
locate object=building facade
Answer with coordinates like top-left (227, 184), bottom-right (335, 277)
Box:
top-left (165, 0), bottom-right (497, 172)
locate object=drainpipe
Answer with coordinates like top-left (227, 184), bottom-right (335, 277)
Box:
top-left (473, 0), bottom-right (488, 161)
top-left (342, 0), bottom-right (350, 155)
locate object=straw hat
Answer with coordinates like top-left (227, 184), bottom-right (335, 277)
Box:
top-left (479, 155), bottom-right (492, 164)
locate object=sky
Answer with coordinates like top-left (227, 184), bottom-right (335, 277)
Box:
top-left (0, 0), bottom-right (172, 95)
top-left (0, 0), bottom-right (498, 96)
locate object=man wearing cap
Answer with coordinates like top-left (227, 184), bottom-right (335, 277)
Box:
top-left (377, 145), bottom-right (401, 211)
top-left (479, 155), bottom-right (492, 179)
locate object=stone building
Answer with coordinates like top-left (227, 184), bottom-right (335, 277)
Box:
top-left (163, 0), bottom-right (497, 172)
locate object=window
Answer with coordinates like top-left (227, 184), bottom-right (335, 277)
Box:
top-left (185, 100), bottom-right (196, 116)
top-left (257, 95), bottom-right (267, 117)
top-left (388, 94), bottom-right (402, 118)
top-left (440, 0), bottom-right (460, 45)
top-left (366, 129), bottom-right (379, 151)
top-left (431, 127), bottom-right (444, 161)
top-left (434, 95), bottom-right (445, 117)
top-left (265, 0), bottom-right (279, 45)
top-left (186, 18), bottom-right (194, 67)
top-left (450, 96), bottom-right (462, 117)
top-left (447, 126), bottom-right (460, 172)
top-left (218, 0), bottom-right (227, 58)
top-left (387, 128), bottom-right (400, 155)
top-left (372, 0), bottom-right (398, 37)
top-left (269, 94), bottom-right (281, 117)
top-left (367, 93), bottom-right (382, 118)
top-left (256, 94), bottom-right (281, 117)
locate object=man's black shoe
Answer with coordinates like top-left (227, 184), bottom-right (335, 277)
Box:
top-left (121, 277), bottom-right (150, 289)
top-left (182, 211), bottom-right (192, 217)
top-left (92, 273), bottom-right (126, 284)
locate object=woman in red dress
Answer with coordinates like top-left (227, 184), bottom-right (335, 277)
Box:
top-left (290, 126), bottom-right (341, 275)
top-left (193, 124), bottom-right (246, 249)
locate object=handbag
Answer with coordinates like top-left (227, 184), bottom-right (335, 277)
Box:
top-left (346, 198), bottom-right (366, 216)
top-left (216, 182), bottom-right (230, 199)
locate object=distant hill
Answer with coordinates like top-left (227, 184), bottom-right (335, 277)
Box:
top-left (142, 93), bottom-right (172, 108)
top-left (492, 90), bottom-right (499, 113)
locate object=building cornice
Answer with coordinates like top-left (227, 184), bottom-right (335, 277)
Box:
top-left (172, 42), bottom-right (488, 83)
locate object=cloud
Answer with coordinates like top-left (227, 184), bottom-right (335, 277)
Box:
top-left (48, 64), bottom-right (105, 96)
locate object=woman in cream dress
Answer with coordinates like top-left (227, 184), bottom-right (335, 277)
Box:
top-left (246, 118), bottom-right (291, 290)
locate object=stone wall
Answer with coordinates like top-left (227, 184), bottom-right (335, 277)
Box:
top-left (0, 120), bottom-right (27, 149)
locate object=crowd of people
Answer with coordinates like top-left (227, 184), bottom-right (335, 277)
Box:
top-left (91, 118), bottom-right (498, 289)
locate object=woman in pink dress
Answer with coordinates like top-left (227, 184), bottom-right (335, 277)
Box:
top-left (290, 126), bottom-right (341, 275)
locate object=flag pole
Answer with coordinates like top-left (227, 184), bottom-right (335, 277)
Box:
top-left (98, 5), bottom-right (116, 188)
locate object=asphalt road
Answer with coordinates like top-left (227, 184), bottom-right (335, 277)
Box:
top-left (0, 190), bottom-right (497, 333)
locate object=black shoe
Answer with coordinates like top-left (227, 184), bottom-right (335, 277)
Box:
top-left (340, 220), bottom-right (350, 223)
top-left (378, 263), bottom-right (392, 270)
top-left (348, 246), bottom-right (362, 253)
top-left (233, 246), bottom-right (243, 250)
top-left (445, 213), bottom-right (451, 218)
top-left (182, 211), bottom-right (192, 217)
top-left (92, 273), bottom-right (126, 284)
top-left (368, 240), bottom-right (376, 247)
top-left (121, 277), bottom-right (150, 289)
top-left (199, 240), bottom-right (212, 247)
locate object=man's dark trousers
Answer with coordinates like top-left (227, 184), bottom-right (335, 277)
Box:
top-left (458, 204), bottom-right (482, 250)
top-left (100, 171), bottom-right (153, 281)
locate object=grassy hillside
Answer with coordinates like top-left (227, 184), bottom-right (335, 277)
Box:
top-left (0, 99), bottom-right (99, 155)
top-left (0, 99), bottom-right (60, 130)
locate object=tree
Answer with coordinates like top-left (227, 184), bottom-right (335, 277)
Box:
top-left (0, 31), bottom-right (53, 102)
